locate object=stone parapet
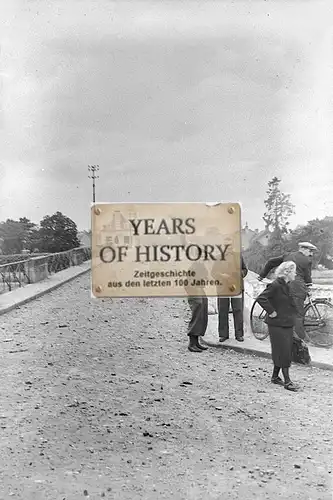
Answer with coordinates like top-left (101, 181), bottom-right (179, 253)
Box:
top-left (22, 248), bottom-right (91, 285)
top-left (25, 256), bottom-right (49, 283)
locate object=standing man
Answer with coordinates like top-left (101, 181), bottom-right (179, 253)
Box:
top-left (258, 242), bottom-right (317, 340)
top-left (185, 262), bottom-right (209, 353)
top-left (218, 256), bottom-right (248, 342)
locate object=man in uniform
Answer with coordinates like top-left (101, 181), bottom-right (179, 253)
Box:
top-left (185, 261), bottom-right (209, 353)
top-left (258, 241), bottom-right (318, 340)
top-left (217, 256), bottom-right (248, 343)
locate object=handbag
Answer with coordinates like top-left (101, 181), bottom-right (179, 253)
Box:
top-left (292, 336), bottom-right (311, 365)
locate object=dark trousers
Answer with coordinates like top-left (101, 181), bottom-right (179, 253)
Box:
top-left (289, 280), bottom-right (307, 340)
top-left (218, 294), bottom-right (244, 339)
top-left (187, 297), bottom-right (208, 337)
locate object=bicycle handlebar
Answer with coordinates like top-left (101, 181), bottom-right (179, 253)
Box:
top-left (257, 276), bottom-right (313, 296)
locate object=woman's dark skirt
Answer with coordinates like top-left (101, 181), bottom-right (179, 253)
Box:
top-left (268, 325), bottom-right (293, 368)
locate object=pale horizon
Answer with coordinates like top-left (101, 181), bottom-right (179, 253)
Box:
top-left (1, 1), bottom-right (332, 233)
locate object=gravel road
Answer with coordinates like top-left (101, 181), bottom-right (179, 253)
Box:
top-left (0, 273), bottom-right (332, 499)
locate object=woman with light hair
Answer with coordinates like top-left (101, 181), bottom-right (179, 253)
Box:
top-left (256, 261), bottom-right (299, 391)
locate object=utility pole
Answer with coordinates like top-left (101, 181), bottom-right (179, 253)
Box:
top-left (88, 165), bottom-right (99, 203)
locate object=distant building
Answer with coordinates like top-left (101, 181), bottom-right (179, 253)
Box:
top-left (251, 228), bottom-right (271, 247)
top-left (241, 223), bottom-right (257, 250)
top-left (241, 222), bottom-right (271, 250)
top-left (96, 210), bottom-right (136, 247)
top-left (78, 231), bottom-right (91, 247)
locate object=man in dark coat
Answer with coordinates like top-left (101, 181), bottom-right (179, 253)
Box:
top-left (217, 256), bottom-right (248, 342)
top-left (258, 241), bottom-right (317, 339)
top-left (185, 262), bottom-right (209, 353)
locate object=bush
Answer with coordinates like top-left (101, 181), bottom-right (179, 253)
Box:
top-left (243, 231), bottom-right (292, 274)
top-left (243, 241), bottom-right (268, 274)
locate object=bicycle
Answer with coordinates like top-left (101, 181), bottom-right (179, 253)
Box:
top-left (250, 280), bottom-right (333, 348)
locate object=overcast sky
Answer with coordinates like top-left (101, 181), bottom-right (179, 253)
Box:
top-left (1, 1), bottom-right (332, 231)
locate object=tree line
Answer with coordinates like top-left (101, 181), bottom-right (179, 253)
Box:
top-left (1, 185), bottom-right (332, 269)
top-left (0, 212), bottom-right (81, 255)
top-left (244, 177), bottom-right (333, 273)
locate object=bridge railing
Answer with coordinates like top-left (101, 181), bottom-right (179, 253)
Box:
top-left (0, 247), bottom-right (91, 294)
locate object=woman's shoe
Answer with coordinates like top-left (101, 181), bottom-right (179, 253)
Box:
top-left (271, 376), bottom-right (284, 386)
top-left (284, 381), bottom-right (299, 391)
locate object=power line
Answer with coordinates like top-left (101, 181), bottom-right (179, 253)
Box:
top-left (88, 165), bottom-right (99, 203)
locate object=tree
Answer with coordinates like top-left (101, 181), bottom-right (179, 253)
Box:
top-left (38, 212), bottom-right (80, 253)
top-left (243, 241), bottom-right (268, 274)
top-left (0, 218), bottom-right (38, 254)
top-left (266, 230), bottom-right (289, 257)
top-left (244, 177), bottom-right (295, 273)
top-left (18, 217), bottom-right (39, 251)
top-left (263, 177), bottom-right (295, 234)
top-left (0, 219), bottom-right (24, 254)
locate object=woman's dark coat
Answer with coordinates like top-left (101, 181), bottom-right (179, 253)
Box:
top-left (256, 277), bottom-right (297, 328)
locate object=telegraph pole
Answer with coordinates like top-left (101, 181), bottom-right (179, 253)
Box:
top-left (88, 165), bottom-right (99, 203)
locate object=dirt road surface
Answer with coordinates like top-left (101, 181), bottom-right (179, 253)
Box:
top-left (0, 274), bottom-right (332, 499)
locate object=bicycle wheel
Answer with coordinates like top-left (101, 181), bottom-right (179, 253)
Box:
top-left (250, 299), bottom-right (269, 340)
top-left (304, 299), bottom-right (333, 348)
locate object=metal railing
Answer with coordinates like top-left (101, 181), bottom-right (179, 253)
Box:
top-left (0, 253), bottom-right (50, 265)
top-left (0, 260), bottom-right (31, 293)
top-left (0, 247), bottom-right (91, 295)
top-left (47, 247), bottom-right (91, 275)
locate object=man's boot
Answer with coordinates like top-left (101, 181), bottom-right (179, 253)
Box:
top-left (196, 336), bottom-right (208, 350)
top-left (188, 335), bottom-right (202, 352)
